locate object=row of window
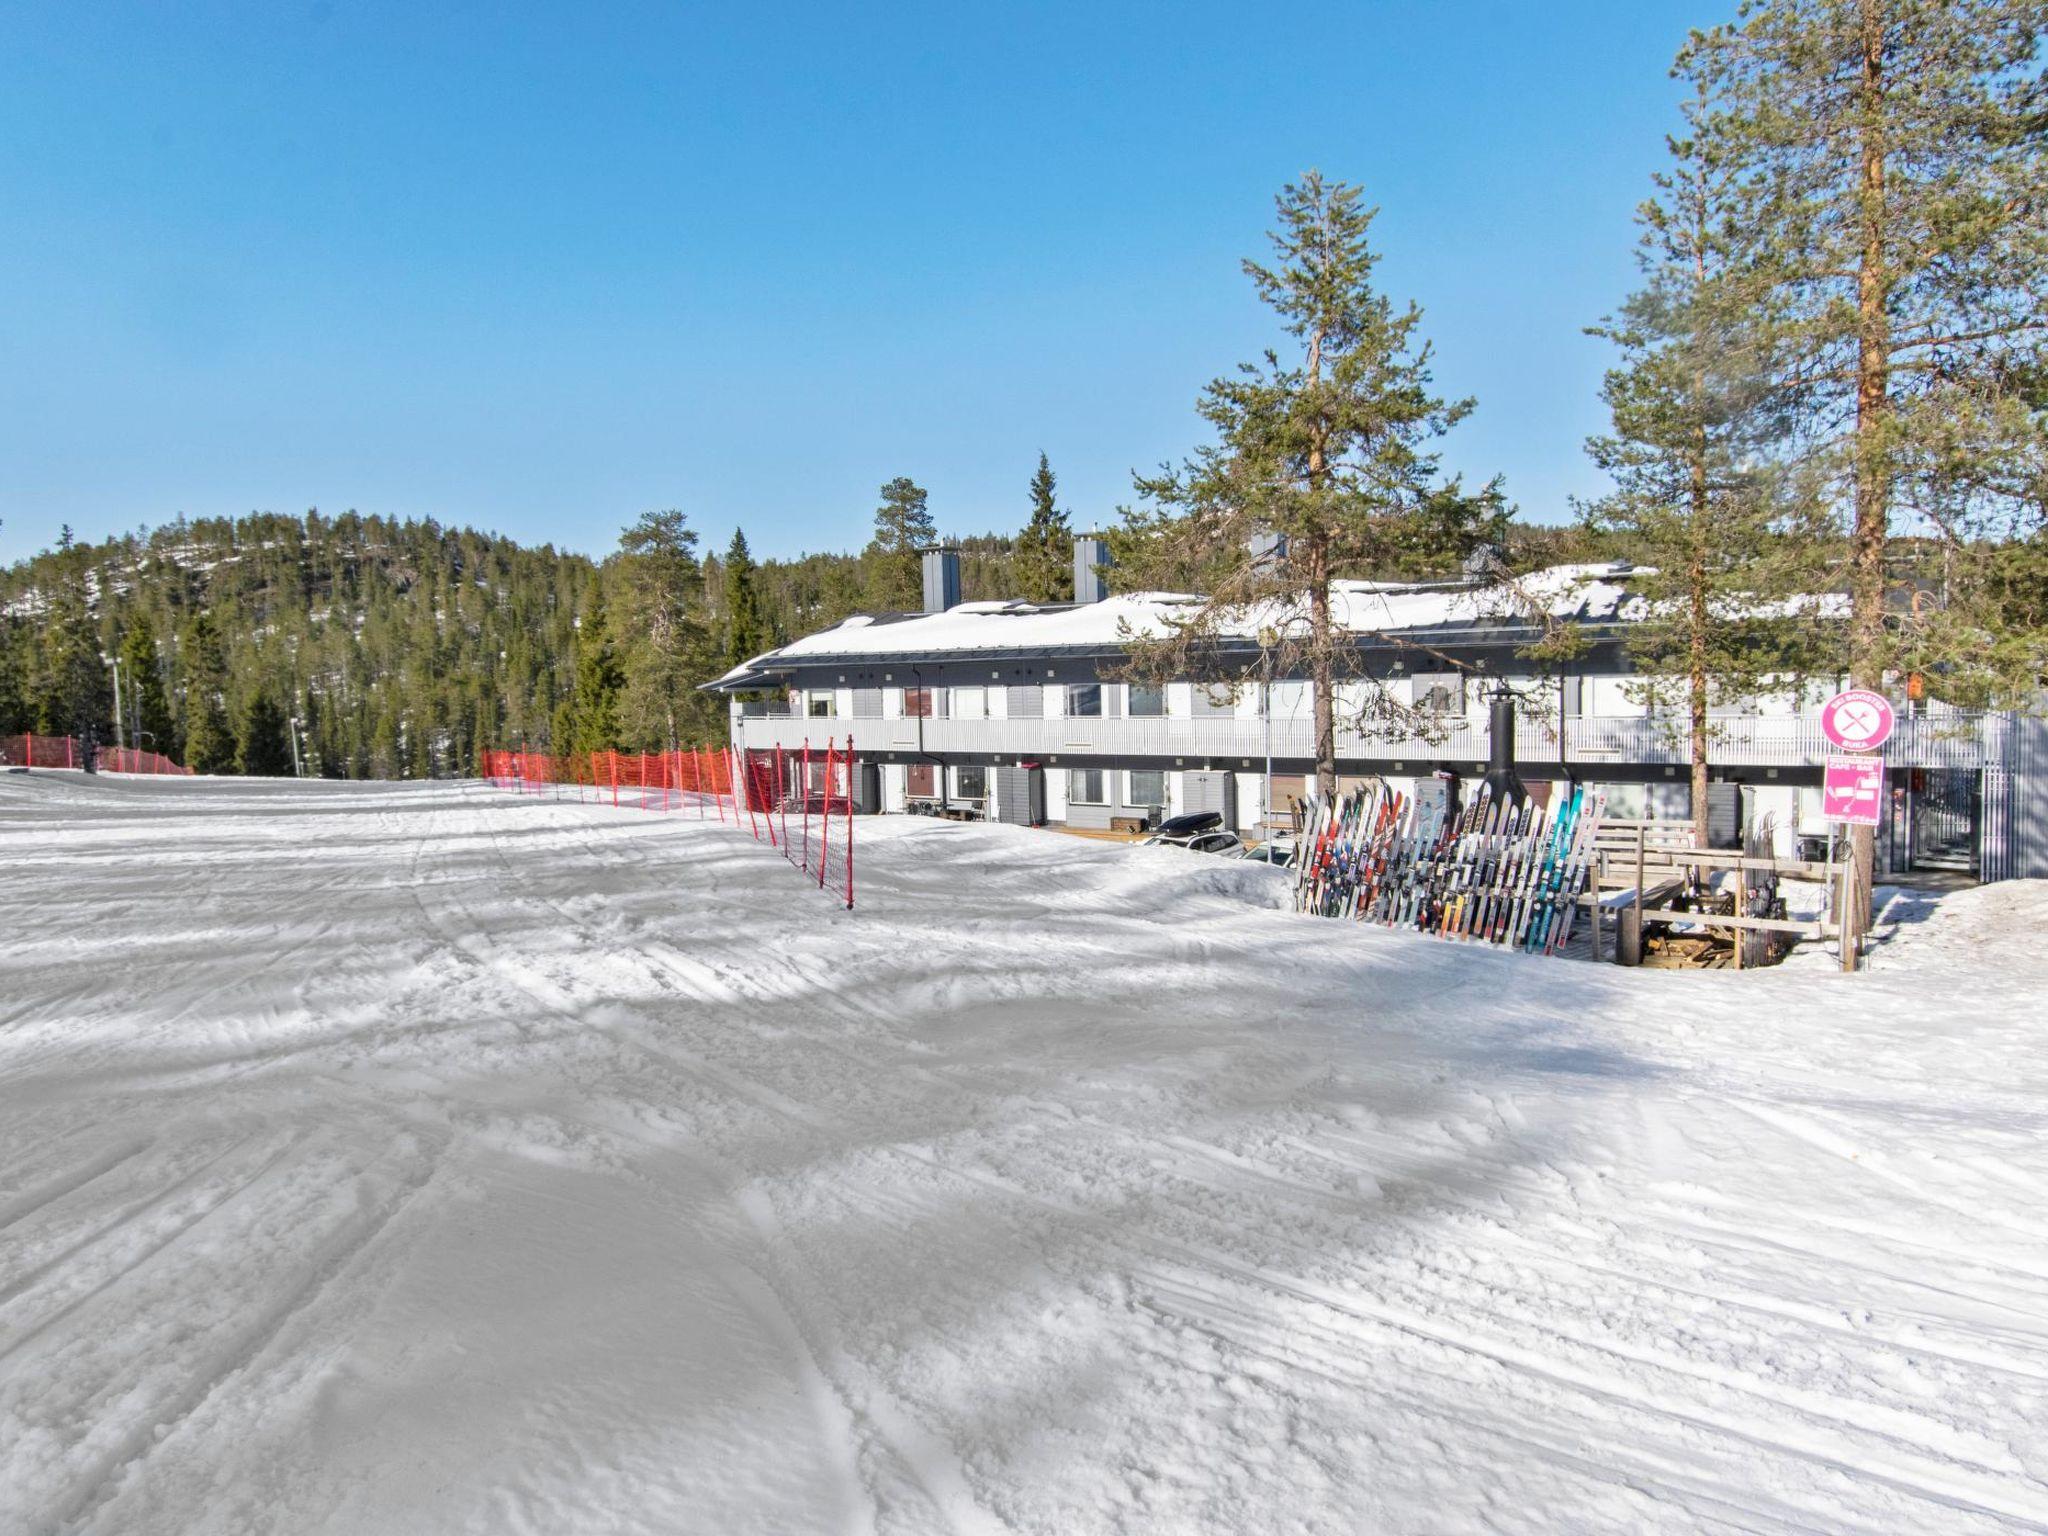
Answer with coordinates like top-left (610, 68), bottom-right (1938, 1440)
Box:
top-left (901, 683), bottom-right (1168, 719)
top-left (806, 679), bottom-right (1473, 719)
top-left (905, 766), bottom-right (1168, 807)
top-left (1067, 768), bottom-right (1165, 807)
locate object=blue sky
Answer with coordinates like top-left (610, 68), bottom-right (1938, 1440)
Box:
top-left (0, 1), bottom-right (1718, 565)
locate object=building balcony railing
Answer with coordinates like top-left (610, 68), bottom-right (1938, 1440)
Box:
top-left (733, 709), bottom-right (2011, 771)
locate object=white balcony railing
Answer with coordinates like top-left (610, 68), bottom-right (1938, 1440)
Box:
top-left (735, 710), bottom-right (2011, 771)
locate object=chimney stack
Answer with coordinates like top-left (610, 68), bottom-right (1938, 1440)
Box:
top-left (1247, 529), bottom-right (1289, 570)
top-left (920, 547), bottom-right (962, 613)
top-left (1072, 534), bottom-right (1111, 604)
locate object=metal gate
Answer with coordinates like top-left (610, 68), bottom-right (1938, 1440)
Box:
top-left (1889, 766), bottom-right (1981, 876)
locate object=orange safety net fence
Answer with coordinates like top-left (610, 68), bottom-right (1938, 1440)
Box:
top-left (480, 741), bottom-right (856, 909)
top-left (1, 734), bottom-right (191, 774)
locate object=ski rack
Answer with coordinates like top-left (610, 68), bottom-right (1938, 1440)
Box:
top-left (1293, 782), bottom-right (1606, 957)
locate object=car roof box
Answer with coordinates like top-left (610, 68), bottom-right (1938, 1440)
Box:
top-left (1156, 810), bottom-right (1221, 836)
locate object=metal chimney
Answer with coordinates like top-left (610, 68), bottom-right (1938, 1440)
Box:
top-left (1247, 529), bottom-right (1289, 570)
top-left (1481, 684), bottom-right (1527, 804)
top-left (1462, 543), bottom-right (1507, 583)
top-left (1072, 534), bottom-right (1110, 604)
top-left (921, 547), bottom-right (962, 613)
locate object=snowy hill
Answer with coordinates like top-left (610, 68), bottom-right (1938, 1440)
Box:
top-left (3, 774), bottom-right (2045, 1532)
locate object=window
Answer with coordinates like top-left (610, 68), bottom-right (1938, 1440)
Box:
top-left (1413, 675), bottom-right (1465, 716)
top-left (1128, 683), bottom-right (1165, 717)
top-left (1128, 769), bottom-right (1166, 806)
top-left (807, 693), bottom-right (834, 718)
top-left (903, 688), bottom-right (934, 718)
top-left (954, 765), bottom-right (987, 800)
top-left (1192, 683), bottom-right (1239, 718)
top-left (952, 686), bottom-right (987, 721)
top-left (1067, 684), bottom-right (1102, 717)
top-left (1069, 768), bottom-right (1106, 805)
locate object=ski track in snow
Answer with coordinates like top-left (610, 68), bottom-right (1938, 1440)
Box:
top-left (2, 773), bottom-right (2046, 1534)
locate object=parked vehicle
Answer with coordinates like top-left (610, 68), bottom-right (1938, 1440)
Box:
top-left (1236, 841), bottom-right (1296, 868)
top-left (1140, 813), bottom-right (1245, 856)
top-left (1142, 811), bottom-right (1221, 844)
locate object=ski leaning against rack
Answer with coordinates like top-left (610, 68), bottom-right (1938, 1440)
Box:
top-left (1544, 790), bottom-right (1607, 956)
top-left (1524, 787), bottom-right (1585, 952)
top-left (1289, 779), bottom-right (1591, 961)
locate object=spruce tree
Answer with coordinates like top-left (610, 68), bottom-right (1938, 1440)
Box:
top-left (1681, 0), bottom-right (2048, 935)
top-left (0, 615), bottom-right (27, 736)
top-left (117, 613), bottom-right (179, 762)
top-left (864, 477), bottom-right (935, 611)
top-left (1016, 453), bottom-right (1074, 603)
top-left (36, 527), bottom-right (110, 738)
top-left (1584, 88), bottom-right (1832, 847)
top-left (567, 596), bottom-right (624, 756)
top-left (179, 611), bottom-right (236, 774)
top-left (236, 690), bottom-right (295, 775)
top-left (1114, 172), bottom-right (1503, 797)
top-left (723, 528), bottom-right (766, 666)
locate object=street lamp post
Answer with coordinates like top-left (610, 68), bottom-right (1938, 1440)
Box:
top-left (106, 656), bottom-right (125, 751)
top-left (1257, 626), bottom-right (1277, 844)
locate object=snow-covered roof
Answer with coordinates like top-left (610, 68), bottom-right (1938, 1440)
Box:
top-left (710, 563), bottom-right (1639, 688)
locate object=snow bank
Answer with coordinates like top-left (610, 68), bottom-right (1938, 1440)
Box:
top-left (3, 774), bottom-right (2045, 1533)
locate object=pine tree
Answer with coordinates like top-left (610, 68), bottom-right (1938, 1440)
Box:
top-left (1681, 0), bottom-right (2048, 937)
top-left (864, 476), bottom-right (935, 611)
top-left (1015, 453), bottom-right (1074, 603)
top-left (117, 613), bottom-right (179, 762)
top-left (1114, 172), bottom-right (1504, 797)
top-left (236, 690), bottom-right (294, 775)
top-left (723, 528), bottom-right (766, 666)
top-left (1584, 88), bottom-right (1832, 847)
top-left (612, 509), bottom-right (720, 749)
top-left (179, 611), bottom-right (236, 773)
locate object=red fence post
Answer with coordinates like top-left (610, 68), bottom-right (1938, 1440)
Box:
top-left (806, 741), bottom-right (823, 888)
top-left (736, 748), bottom-right (756, 840)
top-left (844, 736), bottom-right (855, 909)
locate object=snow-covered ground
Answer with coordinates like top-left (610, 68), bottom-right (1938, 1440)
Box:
top-left (3, 773), bottom-right (2045, 1535)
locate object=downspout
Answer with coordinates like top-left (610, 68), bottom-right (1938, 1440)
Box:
top-left (911, 665), bottom-right (947, 811)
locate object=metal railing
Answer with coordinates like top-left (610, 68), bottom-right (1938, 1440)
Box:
top-left (733, 708), bottom-right (2016, 770)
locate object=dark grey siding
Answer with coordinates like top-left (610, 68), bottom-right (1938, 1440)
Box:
top-left (994, 765), bottom-right (1045, 826)
top-left (2001, 714), bottom-right (2048, 879)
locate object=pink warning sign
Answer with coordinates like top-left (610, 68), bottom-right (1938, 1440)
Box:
top-left (1823, 756), bottom-right (1885, 827)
